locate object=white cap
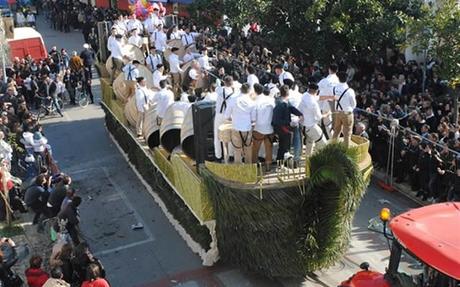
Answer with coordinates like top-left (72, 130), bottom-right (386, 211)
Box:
top-left (83, 43), bottom-right (90, 49)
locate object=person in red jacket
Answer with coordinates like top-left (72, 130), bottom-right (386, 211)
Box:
top-left (25, 255), bottom-right (49, 287)
top-left (81, 264), bottom-right (110, 287)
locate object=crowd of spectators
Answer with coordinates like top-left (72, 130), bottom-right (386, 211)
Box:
top-left (0, 3), bottom-right (111, 286)
top-left (66, 0), bottom-right (460, 204)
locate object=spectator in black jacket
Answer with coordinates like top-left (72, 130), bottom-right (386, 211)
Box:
top-left (24, 174), bottom-right (49, 225)
top-left (58, 196), bottom-right (82, 245)
top-left (48, 175), bottom-right (72, 217)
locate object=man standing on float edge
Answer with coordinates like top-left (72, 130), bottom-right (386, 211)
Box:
top-left (332, 71), bottom-right (357, 148)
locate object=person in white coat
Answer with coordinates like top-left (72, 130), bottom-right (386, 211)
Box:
top-left (298, 83), bottom-right (328, 156)
top-left (135, 77), bottom-right (154, 137)
top-left (224, 83), bottom-right (256, 164)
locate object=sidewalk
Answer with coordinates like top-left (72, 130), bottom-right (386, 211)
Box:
top-left (372, 168), bottom-right (426, 207)
top-left (0, 212), bottom-right (55, 282)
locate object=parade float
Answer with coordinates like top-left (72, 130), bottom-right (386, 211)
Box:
top-left (97, 26), bottom-right (373, 278)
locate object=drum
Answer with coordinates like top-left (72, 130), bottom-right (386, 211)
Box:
top-left (105, 44), bottom-right (145, 77)
top-left (218, 122), bottom-right (233, 143)
top-left (143, 105), bottom-right (160, 149)
top-left (112, 74), bottom-right (129, 103)
top-left (124, 96), bottom-right (138, 127)
top-left (160, 102), bottom-right (191, 153)
top-left (180, 107), bottom-right (194, 158)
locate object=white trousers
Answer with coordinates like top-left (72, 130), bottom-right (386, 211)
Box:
top-left (136, 111), bottom-right (145, 136)
top-left (214, 113), bottom-right (225, 159)
top-left (304, 124), bottom-right (327, 157)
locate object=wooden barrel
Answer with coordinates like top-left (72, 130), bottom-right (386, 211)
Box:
top-left (180, 62), bottom-right (192, 80)
top-left (180, 106), bottom-right (194, 158)
top-left (142, 104), bottom-right (160, 149)
top-left (218, 122), bottom-right (233, 143)
top-left (124, 96), bottom-right (138, 127)
top-left (112, 73), bottom-right (129, 103)
top-left (112, 65), bottom-right (155, 103)
top-left (105, 44), bottom-right (145, 77)
top-left (160, 102), bottom-right (191, 153)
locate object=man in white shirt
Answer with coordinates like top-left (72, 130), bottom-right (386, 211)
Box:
top-left (150, 25), bottom-right (168, 55)
top-left (181, 27), bottom-right (200, 46)
top-left (251, 84), bottom-right (275, 169)
top-left (152, 64), bottom-right (168, 90)
top-left (246, 66), bottom-right (259, 91)
top-left (122, 60), bottom-right (140, 97)
top-left (112, 18), bottom-right (127, 36)
top-left (214, 76), bottom-right (238, 160)
top-left (135, 77), bottom-right (154, 137)
top-left (332, 71), bottom-right (357, 148)
top-left (144, 9), bottom-right (164, 36)
top-left (198, 47), bottom-right (212, 71)
top-left (168, 47), bottom-right (183, 93)
top-left (169, 26), bottom-right (182, 40)
top-left (152, 80), bottom-right (174, 125)
top-left (318, 63), bottom-right (339, 139)
top-left (107, 28), bottom-right (117, 52)
top-left (145, 46), bottom-right (162, 72)
top-left (183, 45), bottom-right (199, 63)
top-left (127, 14), bottom-right (143, 35)
top-left (128, 28), bottom-right (143, 48)
top-left (110, 34), bottom-right (124, 82)
top-left (224, 83), bottom-right (256, 164)
top-left (274, 64), bottom-right (294, 86)
top-left (298, 83), bottom-right (328, 156)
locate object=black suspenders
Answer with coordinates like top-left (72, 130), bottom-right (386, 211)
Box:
top-left (219, 88), bottom-right (234, 113)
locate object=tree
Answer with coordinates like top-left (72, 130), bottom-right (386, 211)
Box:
top-left (407, 0), bottom-right (460, 125)
top-left (189, 0), bottom-right (424, 62)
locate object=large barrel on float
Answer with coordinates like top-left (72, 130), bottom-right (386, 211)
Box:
top-left (112, 66), bottom-right (155, 103)
top-left (180, 107), bottom-right (194, 158)
top-left (143, 105), bottom-right (160, 149)
top-left (105, 44), bottom-right (145, 77)
top-left (124, 96), bottom-right (138, 127)
top-left (160, 102), bottom-right (191, 153)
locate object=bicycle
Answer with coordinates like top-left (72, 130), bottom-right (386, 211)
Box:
top-left (75, 84), bottom-right (90, 108)
top-left (33, 95), bottom-right (64, 120)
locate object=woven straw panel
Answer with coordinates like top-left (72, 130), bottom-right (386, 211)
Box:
top-left (204, 161), bottom-right (258, 184)
top-left (152, 148), bottom-right (175, 186)
top-left (171, 154), bottom-right (214, 222)
top-left (351, 135), bottom-right (370, 163)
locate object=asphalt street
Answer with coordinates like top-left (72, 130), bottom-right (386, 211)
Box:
top-left (35, 15), bottom-right (419, 287)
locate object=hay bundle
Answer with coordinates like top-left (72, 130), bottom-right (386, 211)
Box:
top-left (203, 143), bottom-right (367, 277)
